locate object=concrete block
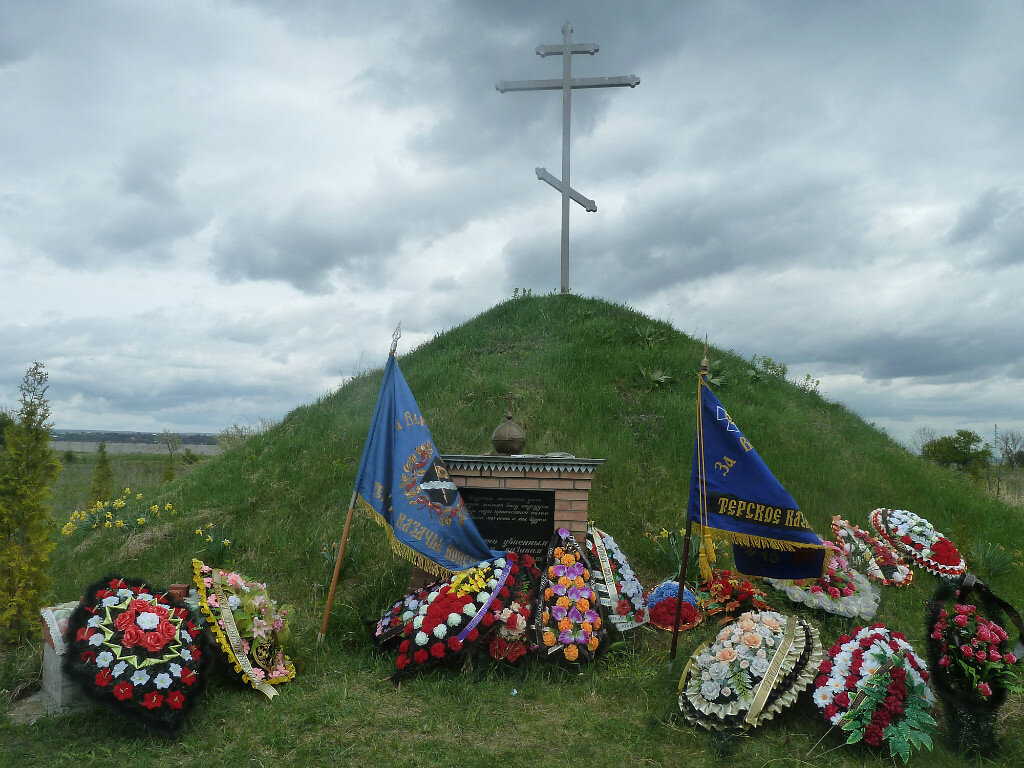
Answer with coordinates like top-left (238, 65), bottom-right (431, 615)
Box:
top-left (39, 601), bottom-right (92, 714)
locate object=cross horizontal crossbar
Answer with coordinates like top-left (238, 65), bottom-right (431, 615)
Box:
top-left (495, 74), bottom-right (640, 93)
top-left (536, 43), bottom-right (599, 57)
top-left (535, 167), bottom-right (596, 212)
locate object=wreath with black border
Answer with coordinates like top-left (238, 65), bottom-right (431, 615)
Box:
top-left (63, 574), bottom-right (211, 734)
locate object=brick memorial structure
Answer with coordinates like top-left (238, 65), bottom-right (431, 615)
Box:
top-left (406, 398), bottom-right (604, 589)
top-left (407, 454), bottom-right (604, 589)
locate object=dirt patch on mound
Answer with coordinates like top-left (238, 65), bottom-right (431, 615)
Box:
top-left (117, 522), bottom-right (174, 560)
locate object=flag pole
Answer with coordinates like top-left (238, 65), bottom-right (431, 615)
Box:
top-left (668, 517), bottom-right (693, 661)
top-left (317, 488), bottom-right (358, 644)
top-left (317, 323), bottom-right (402, 644)
top-left (669, 344), bottom-right (708, 661)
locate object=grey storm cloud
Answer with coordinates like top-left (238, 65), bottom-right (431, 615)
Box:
top-left (211, 203), bottom-right (393, 294)
top-left (118, 138), bottom-right (189, 204)
top-left (208, 173), bottom-right (500, 292)
top-left (800, 330), bottom-right (1023, 382)
top-left (947, 188), bottom-right (1024, 266)
top-left (503, 170), bottom-right (869, 302)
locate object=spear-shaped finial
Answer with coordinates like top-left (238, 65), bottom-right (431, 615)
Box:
top-left (390, 322), bottom-right (402, 356)
top-left (700, 334), bottom-right (709, 375)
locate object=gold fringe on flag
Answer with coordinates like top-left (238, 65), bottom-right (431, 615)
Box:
top-left (358, 495), bottom-right (457, 579)
top-left (699, 523), bottom-right (828, 553)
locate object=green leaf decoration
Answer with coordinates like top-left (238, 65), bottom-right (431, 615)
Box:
top-left (897, 737), bottom-right (911, 763)
top-left (728, 666), bottom-right (753, 700)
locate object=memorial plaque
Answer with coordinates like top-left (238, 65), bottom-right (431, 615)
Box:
top-left (461, 488), bottom-right (556, 562)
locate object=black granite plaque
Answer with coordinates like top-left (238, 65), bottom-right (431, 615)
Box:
top-left (460, 488), bottom-right (556, 562)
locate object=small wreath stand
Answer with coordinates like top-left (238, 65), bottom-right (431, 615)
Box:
top-left (924, 574), bottom-right (1024, 756)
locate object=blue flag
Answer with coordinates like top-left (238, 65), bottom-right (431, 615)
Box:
top-left (687, 375), bottom-right (827, 579)
top-left (354, 354), bottom-right (502, 577)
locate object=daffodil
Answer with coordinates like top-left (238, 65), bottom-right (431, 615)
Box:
top-left (137, 517), bottom-right (146, 525)
top-left (205, 536), bottom-right (213, 542)
top-left (195, 529), bottom-right (202, 535)
top-left (222, 539), bottom-right (231, 546)
top-left (136, 493), bottom-right (143, 500)
top-left (115, 520), bottom-right (124, 527)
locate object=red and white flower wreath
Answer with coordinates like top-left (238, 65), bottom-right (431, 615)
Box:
top-left (869, 508), bottom-right (966, 578)
top-left (813, 624), bottom-right (934, 726)
top-left (63, 575), bottom-right (209, 733)
top-left (832, 515), bottom-right (912, 587)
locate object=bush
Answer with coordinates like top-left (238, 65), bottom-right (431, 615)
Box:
top-left (216, 418), bottom-right (277, 451)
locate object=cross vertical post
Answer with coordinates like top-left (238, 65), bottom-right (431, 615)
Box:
top-left (497, 22), bottom-right (639, 294)
top-left (560, 22), bottom-right (572, 294)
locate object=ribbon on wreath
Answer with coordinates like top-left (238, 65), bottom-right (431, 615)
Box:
top-left (211, 570), bottom-right (278, 699)
top-left (590, 528), bottom-right (617, 603)
top-left (745, 617), bottom-right (797, 725)
top-left (455, 559), bottom-right (514, 644)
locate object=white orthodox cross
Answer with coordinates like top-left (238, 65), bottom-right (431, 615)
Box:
top-left (497, 22), bottom-right (639, 293)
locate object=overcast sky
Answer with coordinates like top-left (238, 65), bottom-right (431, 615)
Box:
top-left (1, 1), bottom-right (1022, 448)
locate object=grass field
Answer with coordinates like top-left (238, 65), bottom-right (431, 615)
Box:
top-left (3, 293), bottom-right (1023, 767)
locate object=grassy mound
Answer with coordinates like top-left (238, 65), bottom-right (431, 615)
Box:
top-left (6, 293), bottom-right (1023, 767)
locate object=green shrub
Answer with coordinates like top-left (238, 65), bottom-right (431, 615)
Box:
top-left (88, 440), bottom-right (112, 505)
top-left (0, 362), bottom-right (60, 645)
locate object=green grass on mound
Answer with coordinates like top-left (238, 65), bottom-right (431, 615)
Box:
top-left (4, 293), bottom-right (1023, 767)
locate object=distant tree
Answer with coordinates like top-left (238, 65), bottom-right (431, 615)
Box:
top-left (159, 429), bottom-right (182, 482)
top-left (158, 428), bottom-right (182, 458)
top-left (0, 362), bottom-right (61, 644)
top-left (921, 429), bottom-right (993, 477)
top-left (995, 428), bottom-right (1024, 468)
top-left (910, 426), bottom-right (938, 455)
top-left (89, 441), bottom-right (113, 504)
